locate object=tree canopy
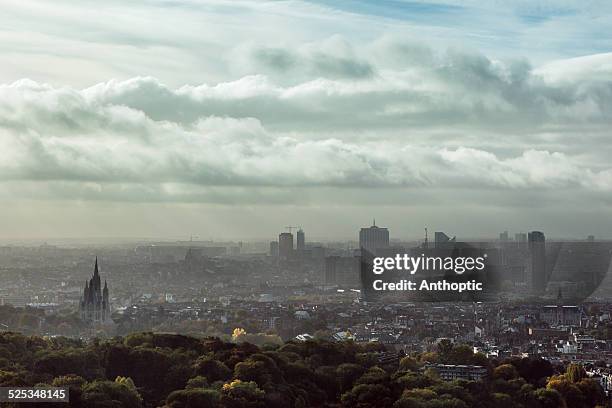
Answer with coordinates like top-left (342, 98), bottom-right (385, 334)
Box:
top-left (0, 331), bottom-right (605, 408)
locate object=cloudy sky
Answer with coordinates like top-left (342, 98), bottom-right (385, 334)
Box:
top-left (1, 0), bottom-right (612, 241)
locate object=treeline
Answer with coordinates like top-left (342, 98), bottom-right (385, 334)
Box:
top-left (0, 331), bottom-right (607, 407)
top-left (0, 304), bottom-right (87, 336)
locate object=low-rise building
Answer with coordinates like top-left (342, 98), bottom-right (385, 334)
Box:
top-left (423, 363), bottom-right (487, 381)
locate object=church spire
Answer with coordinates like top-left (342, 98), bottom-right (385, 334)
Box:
top-left (80, 258), bottom-right (110, 323)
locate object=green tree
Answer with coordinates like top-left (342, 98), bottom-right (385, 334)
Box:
top-left (165, 388), bottom-right (221, 408)
top-left (506, 357), bottom-right (553, 386)
top-left (566, 363), bottom-right (586, 383)
top-left (221, 380), bottom-right (266, 408)
top-left (576, 378), bottom-right (605, 407)
top-left (491, 393), bottom-right (513, 408)
top-left (535, 388), bottom-right (566, 408)
top-left (356, 366), bottom-right (389, 385)
top-left (493, 364), bottom-right (519, 381)
top-left (336, 363), bottom-right (364, 392)
top-left (185, 376), bottom-right (209, 389)
top-left (437, 339), bottom-right (454, 362)
top-left (547, 375), bottom-right (585, 408)
top-left (81, 379), bottom-right (143, 408)
top-left (399, 356), bottom-right (419, 372)
top-left (115, 376), bottom-right (138, 393)
top-left (447, 345), bottom-right (475, 365)
top-left (341, 383), bottom-right (393, 408)
top-left (193, 357), bottom-right (231, 382)
top-left (52, 374), bottom-right (86, 407)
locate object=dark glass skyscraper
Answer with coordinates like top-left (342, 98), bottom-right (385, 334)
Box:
top-left (278, 232), bottom-right (294, 259)
top-left (529, 231), bottom-right (546, 294)
top-left (296, 228), bottom-right (305, 252)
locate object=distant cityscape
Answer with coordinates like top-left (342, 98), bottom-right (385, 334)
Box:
top-left (0, 224), bottom-right (610, 329)
top-left (1, 222), bottom-right (612, 401)
top-left (2, 221), bottom-right (611, 315)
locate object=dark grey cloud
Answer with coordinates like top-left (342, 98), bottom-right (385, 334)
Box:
top-left (243, 37), bottom-right (376, 81)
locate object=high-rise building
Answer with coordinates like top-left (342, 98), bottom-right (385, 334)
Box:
top-left (359, 220), bottom-right (389, 253)
top-left (529, 231), bottom-right (546, 294)
top-left (434, 231), bottom-right (455, 248)
top-left (184, 248), bottom-right (204, 274)
top-left (278, 232), bottom-right (294, 259)
top-left (515, 232), bottom-right (527, 243)
top-left (269, 241), bottom-right (279, 257)
top-left (515, 232), bottom-right (528, 250)
top-left (79, 257), bottom-right (110, 323)
top-left (296, 229), bottom-right (305, 252)
top-left (499, 231), bottom-right (509, 242)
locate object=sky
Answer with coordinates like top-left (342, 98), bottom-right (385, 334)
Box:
top-left (1, 0), bottom-right (612, 241)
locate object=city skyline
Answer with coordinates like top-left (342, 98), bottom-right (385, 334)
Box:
top-left (0, 221), bottom-right (602, 244)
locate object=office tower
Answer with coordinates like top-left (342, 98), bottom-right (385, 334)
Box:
top-left (434, 231), bottom-right (455, 248)
top-left (514, 232), bottom-right (528, 250)
top-left (278, 232), bottom-right (294, 259)
top-left (269, 241), bottom-right (279, 257)
top-left (528, 231), bottom-right (546, 294)
top-left (359, 220), bottom-right (389, 253)
top-left (296, 228), bottom-right (305, 252)
top-left (325, 256), bottom-right (337, 284)
top-left (499, 231), bottom-right (509, 242)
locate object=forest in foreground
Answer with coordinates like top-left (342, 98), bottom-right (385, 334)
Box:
top-left (0, 331), bottom-right (607, 408)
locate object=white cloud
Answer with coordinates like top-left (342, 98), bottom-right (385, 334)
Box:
top-left (1, 53), bottom-right (612, 204)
